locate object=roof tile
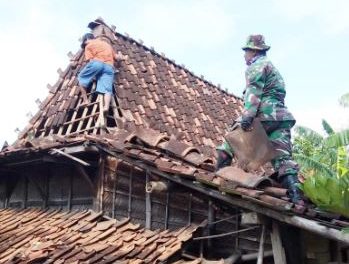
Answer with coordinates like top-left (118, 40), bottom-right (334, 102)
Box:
top-left (216, 166), bottom-right (272, 189)
top-left (15, 21), bottom-right (242, 152)
top-left (0, 209), bottom-right (199, 263)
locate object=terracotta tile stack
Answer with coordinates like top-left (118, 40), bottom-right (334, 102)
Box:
top-left (0, 208), bottom-right (200, 263)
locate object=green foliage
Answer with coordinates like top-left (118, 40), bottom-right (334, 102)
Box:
top-left (299, 174), bottom-right (349, 217)
top-left (325, 129), bottom-right (349, 148)
top-left (293, 125), bottom-right (338, 173)
top-left (293, 153), bottom-right (335, 177)
top-left (337, 147), bottom-right (349, 177)
top-left (293, 116), bottom-right (349, 216)
top-left (294, 126), bottom-right (323, 146)
top-left (322, 119), bottom-right (334, 135)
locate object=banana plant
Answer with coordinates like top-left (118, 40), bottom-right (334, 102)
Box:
top-left (293, 120), bottom-right (349, 217)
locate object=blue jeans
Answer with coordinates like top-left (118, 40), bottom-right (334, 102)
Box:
top-left (78, 60), bottom-right (115, 94)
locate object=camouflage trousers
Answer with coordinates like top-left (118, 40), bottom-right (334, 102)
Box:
top-left (217, 120), bottom-right (299, 179)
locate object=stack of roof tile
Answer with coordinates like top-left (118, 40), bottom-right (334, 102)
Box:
top-left (0, 208), bottom-right (200, 263)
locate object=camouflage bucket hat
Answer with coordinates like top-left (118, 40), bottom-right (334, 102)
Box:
top-left (242, 34), bottom-right (270, 51)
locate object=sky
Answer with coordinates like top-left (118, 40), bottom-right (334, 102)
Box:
top-left (0, 0), bottom-right (348, 146)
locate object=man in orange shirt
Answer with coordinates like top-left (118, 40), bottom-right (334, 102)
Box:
top-left (78, 33), bottom-right (117, 113)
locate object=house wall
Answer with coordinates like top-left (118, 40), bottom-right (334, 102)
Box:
top-left (101, 156), bottom-right (268, 257)
top-left (0, 163), bottom-right (94, 210)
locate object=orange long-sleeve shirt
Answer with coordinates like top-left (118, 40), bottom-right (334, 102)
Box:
top-left (85, 39), bottom-right (116, 66)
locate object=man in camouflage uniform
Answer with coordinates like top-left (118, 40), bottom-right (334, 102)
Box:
top-left (217, 35), bottom-right (303, 205)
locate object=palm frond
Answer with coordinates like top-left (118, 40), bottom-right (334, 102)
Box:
top-left (339, 93), bottom-right (349, 108)
top-left (294, 125), bottom-right (323, 145)
top-left (325, 129), bottom-right (349, 148)
top-left (322, 119), bottom-right (334, 135)
top-left (294, 153), bottom-right (336, 177)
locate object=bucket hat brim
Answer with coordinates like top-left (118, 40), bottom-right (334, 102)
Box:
top-left (242, 45), bottom-right (270, 51)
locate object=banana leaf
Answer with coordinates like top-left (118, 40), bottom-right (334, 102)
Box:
top-left (300, 174), bottom-right (349, 217)
top-left (322, 119), bottom-right (334, 136)
top-left (337, 146), bottom-right (349, 178)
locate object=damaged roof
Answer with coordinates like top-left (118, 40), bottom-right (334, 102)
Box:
top-left (2, 18), bottom-right (349, 246)
top-left (2, 126), bottom-right (349, 244)
top-left (16, 18), bottom-right (243, 154)
top-left (0, 208), bottom-right (200, 263)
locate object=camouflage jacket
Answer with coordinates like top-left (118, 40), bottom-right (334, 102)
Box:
top-left (242, 56), bottom-right (295, 122)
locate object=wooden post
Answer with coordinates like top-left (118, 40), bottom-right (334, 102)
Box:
top-left (207, 199), bottom-right (215, 251)
top-left (23, 176), bottom-right (28, 209)
top-left (187, 193), bottom-right (192, 225)
top-left (5, 176), bottom-right (18, 208)
top-left (337, 242), bottom-right (343, 264)
top-left (67, 173), bottom-right (73, 211)
top-left (235, 207), bottom-right (240, 250)
top-left (271, 221), bottom-right (287, 264)
top-left (43, 173), bottom-right (49, 209)
top-left (127, 168), bottom-right (133, 218)
top-left (257, 224), bottom-right (266, 264)
top-left (112, 172), bottom-right (117, 218)
top-left (164, 186), bottom-right (170, 229)
top-left (93, 156), bottom-right (105, 212)
top-left (145, 170), bottom-right (152, 229)
top-left (99, 158), bottom-right (105, 212)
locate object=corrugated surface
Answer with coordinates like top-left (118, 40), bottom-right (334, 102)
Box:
top-left (0, 208), bottom-right (200, 263)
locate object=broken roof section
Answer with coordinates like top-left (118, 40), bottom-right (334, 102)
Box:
top-left (16, 18), bottom-right (243, 155)
top-left (0, 208), bottom-right (201, 263)
top-left (2, 127), bottom-right (349, 244)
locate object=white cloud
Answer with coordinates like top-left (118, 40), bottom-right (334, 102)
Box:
top-left (132, 0), bottom-right (236, 52)
top-left (272, 0), bottom-right (349, 35)
top-left (0, 4), bottom-right (69, 144)
top-left (293, 103), bottom-right (349, 134)
top-left (270, 35), bottom-right (304, 65)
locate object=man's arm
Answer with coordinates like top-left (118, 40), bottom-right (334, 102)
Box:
top-left (243, 67), bottom-right (265, 119)
top-left (240, 66), bottom-right (265, 130)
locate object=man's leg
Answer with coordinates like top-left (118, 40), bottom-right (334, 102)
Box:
top-left (103, 93), bottom-right (112, 113)
top-left (96, 64), bottom-right (115, 113)
top-left (268, 125), bottom-right (303, 205)
top-left (272, 156), bottom-right (303, 204)
top-left (78, 61), bottom-right (103, 103)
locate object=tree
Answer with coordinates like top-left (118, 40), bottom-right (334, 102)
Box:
top-left (293, 93), bottom-right (349, 216)
top-left (293, 120), bottom-right (349, 216)
top-left (293, 120), bottom-right (338, 178)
